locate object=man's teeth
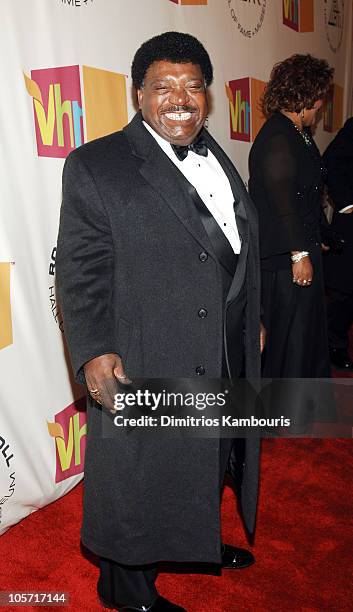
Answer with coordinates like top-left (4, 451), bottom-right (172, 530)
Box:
top-left (165, 112), bottom-right (192, 121)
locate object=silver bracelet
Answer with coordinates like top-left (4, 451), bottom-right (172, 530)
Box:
top-left (291, 251), bottom-right (309, 263)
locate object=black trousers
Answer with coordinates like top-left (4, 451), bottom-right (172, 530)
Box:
top-left (97, 557), bottom-right (158, 608)
top-left (97, 437), bottom-right (233, 608)
top-left (327, 289), bottom-right (353, 350)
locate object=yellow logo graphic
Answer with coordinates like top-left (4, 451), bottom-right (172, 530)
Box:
top-left (47, 398), bottom-right (87, 482)
top-left (0, 263), bottom-right (13, 350)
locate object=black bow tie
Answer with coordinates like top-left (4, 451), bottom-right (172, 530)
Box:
top-left (171, 135), bottom-right (208, 161)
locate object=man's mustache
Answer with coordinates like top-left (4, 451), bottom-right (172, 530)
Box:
top-left (161, 106), bottom-right (196, 114)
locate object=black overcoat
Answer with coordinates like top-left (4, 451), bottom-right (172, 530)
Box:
top-left (56, 112), bottom-right (261, 565)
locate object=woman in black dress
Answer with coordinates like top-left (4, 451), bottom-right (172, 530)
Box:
top-left (249, 54), bottom-right (333, 378)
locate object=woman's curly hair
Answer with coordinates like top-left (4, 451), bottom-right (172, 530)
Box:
top-left (261, 54), bottom-right (333, 117)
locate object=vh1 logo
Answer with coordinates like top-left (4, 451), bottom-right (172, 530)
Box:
top-left (24, 65), bottom-right (128, 158)
top-left (283, 0), bottom-right (314, 32)
top-left (226, 77), bottom-right (266, 142)
top-left (47, 398), bottom-right (87, 483)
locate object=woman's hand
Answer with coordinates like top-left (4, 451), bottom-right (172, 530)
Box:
top-left (292, 256), bottom-right (313, 287)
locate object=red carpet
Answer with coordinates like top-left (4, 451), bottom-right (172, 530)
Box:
top-left (1, 438), bottom-right (353, 611)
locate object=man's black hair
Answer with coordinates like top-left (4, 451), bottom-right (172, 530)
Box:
top-left (131, 31), bottom-right (213, 90)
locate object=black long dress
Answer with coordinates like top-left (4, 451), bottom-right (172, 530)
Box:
top-left (249, 112), bottom-right (330, 377)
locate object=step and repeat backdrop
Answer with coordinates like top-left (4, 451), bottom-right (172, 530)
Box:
top-left (0, 0), bottom-right (352, 534)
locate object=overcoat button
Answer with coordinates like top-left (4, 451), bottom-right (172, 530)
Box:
top-left (199, 251), bottom-right (208, 262)
top-left (198, 308), bottom-right (207, 318)
top-left (196, 365), bottom-right (205, 375)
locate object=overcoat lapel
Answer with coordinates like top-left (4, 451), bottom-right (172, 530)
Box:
top-left (124, 114), bottom-right (216, 258)
top-left (185, 183), bottom-right (239, 277)
top-left (203, 130), bottom-right (250, 305)
top-left (124, 113), bottom-right (251, 304)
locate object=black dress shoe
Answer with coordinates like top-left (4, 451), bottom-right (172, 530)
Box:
top-left (100, 595), bottom-right (187, 612)
top-left (330, 348), bottom-right (353, 371)
top-left (221, 543), bottom-right (255, 569)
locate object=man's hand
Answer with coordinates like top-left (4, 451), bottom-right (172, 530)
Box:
top-left (260, 322), bottom-right (266, 354)
top-left (84, 353), bottom-right (131, 410)
top-left (292, 256), bottom-right (313, 287)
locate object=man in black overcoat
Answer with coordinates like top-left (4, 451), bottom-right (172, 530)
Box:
top-left (323, 118), bottom-right (353, 370)
top-left (56, 32), bottom-right (262, 612)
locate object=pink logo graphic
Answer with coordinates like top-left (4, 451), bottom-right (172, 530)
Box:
top-left (28, 66), bottom-right (83, 158)
top-left (226, 77), bottom-right (266, 143)
top-left (226, 78), bottom-right (251, 142)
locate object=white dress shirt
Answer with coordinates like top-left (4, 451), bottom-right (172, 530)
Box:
top-left (143, 121), bottom-right (241, 254)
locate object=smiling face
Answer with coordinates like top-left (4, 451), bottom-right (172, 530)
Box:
top-left (137, 60), bottom-right (208, 145)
